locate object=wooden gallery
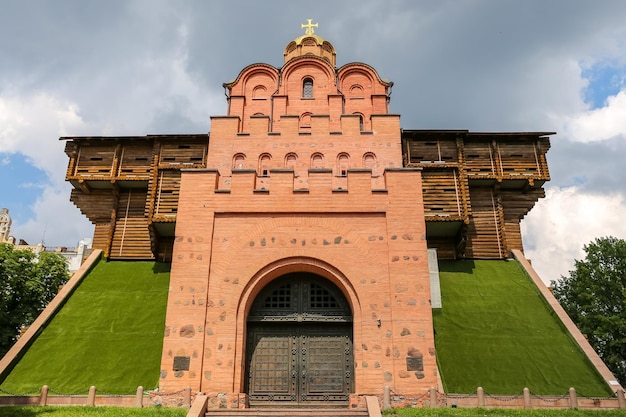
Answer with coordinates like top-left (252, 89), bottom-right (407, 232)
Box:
top-left (62, 24), bottom-right (552, 406)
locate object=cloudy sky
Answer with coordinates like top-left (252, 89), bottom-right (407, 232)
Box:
top-left (1, 0), bottom-right (625, 284)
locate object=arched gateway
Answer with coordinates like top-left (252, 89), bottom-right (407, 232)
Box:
top-left (246, 272), bottom-right (354, 406)
top-left (157, 21), bottom-right (439, 403)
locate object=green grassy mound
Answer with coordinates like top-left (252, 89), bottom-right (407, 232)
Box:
top-left (0, 257), bottom-right (613, 398)
top-left (1, 406), bottom-right (186, 417)
top-left (434, 259), bottom-right (612, 397)
top-left (0, 260), bottom-right (170, 395)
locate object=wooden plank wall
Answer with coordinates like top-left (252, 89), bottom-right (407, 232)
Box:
top-left (117, 144), bottom-right (153, 178)
top-left (463, 142), bottom-right (496, 176)
top-left (69, 189), bottom-right (116, 223)
top-left (406, 139), bottom-right (459, 164)
top-left (497, 141), bottom-right (543, 178)
top-left (421, 169), bottom-right (464, 218)
top-left (65, 136), bottom-right (208, 260)
top-left (153, 171), bottom-right (181, 218)
top-left (159, 142), bottom-right (207, 166)
top-left (93, 223), bottom-right (112, 254)
top-left (464, 187), bottom-right (505, 259)
top-left (74, 145), bottom-right (116, 177)
top-left (500, 188), bottom-right (545, 252)
top-left (64, 133), bottom-right (548, 261)
top-left (403, 133), bottom-right (550, 260)
top-left (156, 237), bottom-right (175, 263)
top-left (109, 190), bottom-right (154, 259)
top-left (426, 238), bottom-right (459, 260)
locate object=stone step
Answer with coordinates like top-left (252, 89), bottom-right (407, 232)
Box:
top-left (205, 408), bottom-right (369, 417)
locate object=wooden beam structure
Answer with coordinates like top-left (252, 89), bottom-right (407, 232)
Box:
top-left (63, 135), bottom-right (208, 261)
top-left (402, 130), bottom-right (552, 259)
top-left (63, 130), bottom-right (551, 261)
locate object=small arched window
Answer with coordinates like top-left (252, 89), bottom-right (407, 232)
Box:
top-left (303, 78), bottom-right (313, 98)
top-left (354, 113), bottom-right (364, 131)
top-left (350, 84), bottom-right (364, 98)
top-left (285, 153), bottom-right (298, 170)
top-left (363, 152), bottom-right (376, 170)
top-left (233, 153), bottom-right (246, 169)
top-left (337, 153), bottom-right (350, 177)
top-left (300, 112), bottom-right (311, 128)
top-left (311, 153), bottom-right (324, 169)
top-left (259, 153), bottom-right (272, 177)
top-left (252, 85), bottom-right (267, 99)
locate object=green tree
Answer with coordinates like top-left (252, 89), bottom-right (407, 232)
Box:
top-left (0, 243), bottom-right (70, 356)
top-left (552, 236), bottom-right (626, 385)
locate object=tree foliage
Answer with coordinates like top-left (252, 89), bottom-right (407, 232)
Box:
top-left (552, 236), bottom-right (626, 385)
top-left (0, 243), bottom-right (70, 356)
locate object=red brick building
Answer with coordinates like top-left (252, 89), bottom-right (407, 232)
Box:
top-left (160, 22), bottom-right (437, 405)
top-left (62, 22), bottom-right (552, 406)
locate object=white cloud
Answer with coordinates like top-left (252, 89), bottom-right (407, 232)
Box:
top-left (0, 92), bottom-right (93, 245)
top-left (0, 92), bottom-right (88, 181)
top-left (521, 186), bottom-right (626, 284)
top-left (557, 89), bottom-right (626, 142)
top-left (0, 14), bottom-right (223, 247)
top-left (12, 182), bottom-right (93, 248)
top-left (2, 1), bottom-right (626, 262)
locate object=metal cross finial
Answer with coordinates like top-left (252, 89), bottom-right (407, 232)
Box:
top-left (301, 19), bottom-right (318, 36)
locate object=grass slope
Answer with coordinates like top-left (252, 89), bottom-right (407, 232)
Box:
top-left (0, 260), bottom-right (170, 395)
top-left (434, 259), bottom-right (612, 397)
top-left (1, 407), bottom-right (186, 417)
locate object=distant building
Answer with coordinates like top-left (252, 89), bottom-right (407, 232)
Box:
top-left (0, 208), bottom-right (91, 273)
top-left (47, 239), bottom-right (93, 272)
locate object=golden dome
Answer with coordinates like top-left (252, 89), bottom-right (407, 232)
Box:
top-left (284, 19), bottom-right (336, 67)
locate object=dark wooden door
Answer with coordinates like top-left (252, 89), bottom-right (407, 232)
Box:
top-left (246, 273), bottom-right (353, 406)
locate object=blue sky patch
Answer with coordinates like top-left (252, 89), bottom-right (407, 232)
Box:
top-left (582, 62), bottom-right (626, 109)
top-left (0, 153), bottom-right (48, 226)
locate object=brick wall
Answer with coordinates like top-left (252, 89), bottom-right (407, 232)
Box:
top-left (159, 167), bottom-right (438, 396)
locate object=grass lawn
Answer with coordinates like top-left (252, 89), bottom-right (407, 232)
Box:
top-left (0, 260), bottom-right (170, 395)
top-left (433, 259), bottom-right (613, 396)
top-left (0, 406), bottom-right (186, 417)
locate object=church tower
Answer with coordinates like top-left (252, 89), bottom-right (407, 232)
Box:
top-left (159, 21), bottom-right (437, 406)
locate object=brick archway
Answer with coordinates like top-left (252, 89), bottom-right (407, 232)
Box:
top-left (230, 257), bottom-right (362, 395)
top-left (244, 272), bottom-right (354, 406)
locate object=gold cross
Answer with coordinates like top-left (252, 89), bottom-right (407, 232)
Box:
top-left (301, 19), bottom-right (318, 35)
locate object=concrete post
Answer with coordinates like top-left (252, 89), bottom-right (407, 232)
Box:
top-left (523, 387), bottom-right (531, 409)
top-left (135, 386), bottom-right (144, 408)
top-left (429, 387), bottom-right (437, 408)
top-left (617, 388), bottom-right (626, 409)
top-left (477, 387), bottom-right (484, 407)
top-left (569, 387), bottom-right (577, 409)
top-left (383, 386), bottom-right (391, 409)
top-left (88, 386), bottom-right (96, 406)
top-left (184, 386), bottom-right (192, 407)
top-left (39, 385), bottom-right (49, 406)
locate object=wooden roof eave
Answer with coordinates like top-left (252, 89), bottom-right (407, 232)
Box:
top-left (401, 129), bottom-right (556, 141)
top-left (59, 133), bottom-right (209, 142)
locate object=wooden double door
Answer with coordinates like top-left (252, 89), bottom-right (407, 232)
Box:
top-left (245, 273), bottom-right (354, 406)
